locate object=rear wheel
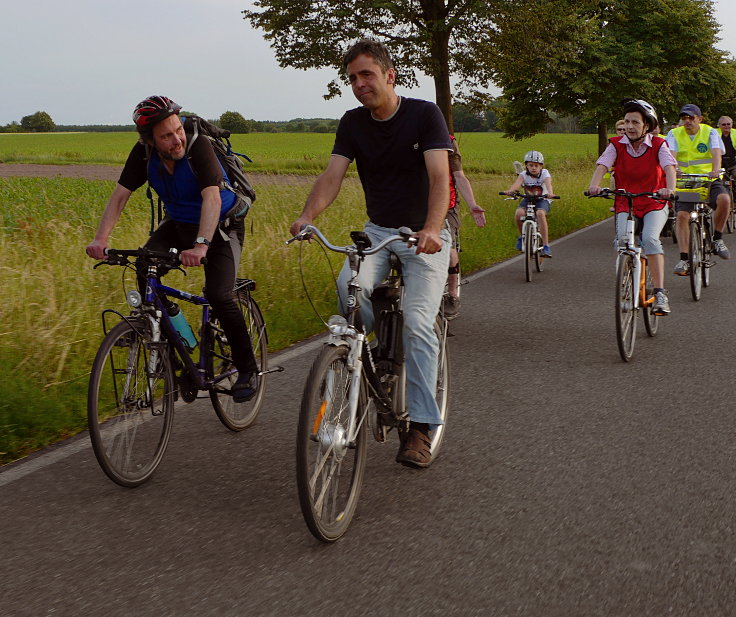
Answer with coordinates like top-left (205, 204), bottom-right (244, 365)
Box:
top-left (615, 253), bottom-right (637, 362)
top-left (642, 264), bottom-right (659, 337)
top-left (689, 220), bottom-right (703, 301)
top-left (296, 345), bottom-right (367, 542)
top-left (524, 223), bottom-right (534, 282)
top-left (88, 319), bottom-right (175, 487)
top-left (208, 291), bottom-right (268, 431)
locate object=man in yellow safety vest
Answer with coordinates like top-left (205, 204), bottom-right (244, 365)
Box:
top-left (666, 103), bottom-right (731, 275)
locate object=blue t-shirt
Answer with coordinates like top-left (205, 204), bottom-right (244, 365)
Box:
top-left (332, 97), bottom-right (451, 231)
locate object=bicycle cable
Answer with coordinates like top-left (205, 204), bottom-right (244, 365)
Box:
top-left (297, 237), bottom-right (341, 328)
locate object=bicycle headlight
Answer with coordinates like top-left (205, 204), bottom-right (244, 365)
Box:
top-left (327, 315), bottom-right (349, 336)
top-left (126, 290), bottom-right (143, 308)
top-left (690, 211), bottom-right (698, 220)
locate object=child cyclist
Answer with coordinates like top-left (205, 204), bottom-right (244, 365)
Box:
top-left (588, 98), bottom-right (676, 315)
top-left (503, 151), bottom-right (555, 257)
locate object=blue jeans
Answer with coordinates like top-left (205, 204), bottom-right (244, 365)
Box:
top-left (336, 222), bottom-right (451, 427)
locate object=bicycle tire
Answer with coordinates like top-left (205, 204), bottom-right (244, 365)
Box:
top-left (702, 218), bottom-right (712, 288)
top-left (296, 344), bottom-right (368, 542)
top-left (615, 253), bottom-right (637, 362)
top-left (642, 264), bottom-right (659, 337)
top-left (524, 223), bottom-right (533, 282)
top-left (427, 316), bottom-right (451, 460)
top-left (689, 220), bottom-right (703, 301)
top-left (534, 231), bottom-right (543, 272)
top-left (209, 292), bottom-right (268, 431)
top-left (87, 319), bottom-right (175, 487)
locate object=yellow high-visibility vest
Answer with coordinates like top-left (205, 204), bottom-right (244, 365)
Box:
top-left (673, 124), bottom-right (714, 174)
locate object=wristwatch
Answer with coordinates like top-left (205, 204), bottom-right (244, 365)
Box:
top-left (194, 236), bottom-right (210, 247)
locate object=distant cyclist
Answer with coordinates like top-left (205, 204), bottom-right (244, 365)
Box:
top-left (444, 135), bottom-right (486, 320)
top-left (85, 95), bottom-right (259, 402)
top-left (666, 103), bottom-right (731, 274)
top-left (717, 116), bottom-right (736, 177)
top-left (503, 150), bottom-right (556, 257)
top-left (588, 99), bottom-right (676, 315)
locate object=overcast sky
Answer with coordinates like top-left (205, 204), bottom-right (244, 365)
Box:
top-left (1, 0), bottom-right (735, 126)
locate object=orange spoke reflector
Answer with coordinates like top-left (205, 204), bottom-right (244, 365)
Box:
top-left (312, 400), bottom-right (327, 435)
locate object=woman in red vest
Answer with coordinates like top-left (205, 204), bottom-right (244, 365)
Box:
top-left (588, 99), bottom-right (677, 315)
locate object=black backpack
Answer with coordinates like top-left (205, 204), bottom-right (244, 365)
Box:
top-left (145, 115), bottom-right (256, 234)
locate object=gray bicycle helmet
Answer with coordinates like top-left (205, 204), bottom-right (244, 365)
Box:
top-left (523, 150), bottom-right (544, 164)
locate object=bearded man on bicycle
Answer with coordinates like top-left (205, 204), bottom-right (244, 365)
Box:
top-left (666, 103), bottom-right (731, 274)
top-left (85, 95), bottom-right (259, 402)
top-left (290, 39), bottom-right (452, 468)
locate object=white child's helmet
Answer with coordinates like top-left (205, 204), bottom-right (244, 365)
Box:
top-left (524, 150), bottom-right (544, 164)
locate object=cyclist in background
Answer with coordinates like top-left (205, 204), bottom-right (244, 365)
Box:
top-left (588, 99), bottom-right (676, 315)
top-left (614, 120), bottom-right (627, 136)
top-left (717, 116), bottom-right (736, 176)
top-left (289, 39), bottom-right (452, 468)
top-left (443, 135), bottom-right (486, 320)
top-left (503, 150), bottom-right (556, 257)
top-left (666, 103), bottom-right (731, 274)
top-left (85, 95), bottom-right (259, 402)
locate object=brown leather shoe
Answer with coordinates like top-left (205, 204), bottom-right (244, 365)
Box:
top-left (396, 423), bottom-right (433, 468)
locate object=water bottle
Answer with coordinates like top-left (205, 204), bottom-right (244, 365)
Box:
top-left (166, 302), bottom-right (198, 352)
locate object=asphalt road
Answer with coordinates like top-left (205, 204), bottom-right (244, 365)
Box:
top-left (3, 218), bottom-right (736, 617)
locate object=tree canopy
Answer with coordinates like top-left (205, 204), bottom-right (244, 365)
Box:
top-left (243, 0), bottom-right (503, 133)
top-left (489, 0), bottom-right (736, 151)
top-left (20, 111), bottom-right (55, 133)
top-left (220, 111), bottom-right (254, 134)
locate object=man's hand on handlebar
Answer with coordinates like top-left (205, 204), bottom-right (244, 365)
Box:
top-left (85, 240), bottom-right (108, 261)
top-left (180, 244), bottom-right (208, 267)
top-left (413, 228), bottom-right (442, 255)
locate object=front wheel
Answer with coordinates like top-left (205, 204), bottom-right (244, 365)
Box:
top-left (534, 231), bottom-right (544, 272)
top-left (428, 316), bottom-right (451, 460)
top-left (296, 345), bottom-right (368, 542)
top-left (642, 263), bottom-right (659, 337)
top-left (615, 253), bottom-right (637, 362)
top-left (87, 319), bottom-right (175, 487)
top-left (208, 292), bottom-right (268, 431)
top-left (524, 223), bottom-right (534, 282)
top-left (689, 220), bottom-right (703, 301)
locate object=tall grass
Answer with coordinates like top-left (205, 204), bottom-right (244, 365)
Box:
top-left (0, 165), bottom-right (610, 463)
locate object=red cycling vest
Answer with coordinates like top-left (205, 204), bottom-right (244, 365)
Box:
top-left (611, 135), bottom-right (667, 216)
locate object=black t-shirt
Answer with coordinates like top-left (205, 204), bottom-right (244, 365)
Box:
top-left (722, 131), bottom-right (736, 169)
top-left (118, 119), bottom-right (224, 192)
top-left (332, 97), bottom-right (451, 230)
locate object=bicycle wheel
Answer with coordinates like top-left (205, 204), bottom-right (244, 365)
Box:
top-left (702, 220), bottom-right (712, 288)
top-left (88, 319), bottom-right (175, 487)
top-left (296, 344), bottom-right (368, 542)
top-left (524, 223), bottom-right (534, 282)
top-left (427, 316), bottom-right (451, 460)
top-left (534, 231), bottom-right (544, 272)
top-left (615, 253), bottom-right (637, 362)
top-left (642, 264), bottom-right (659, 337)
top-left (209, 291), bottom-right (268, 431)
top-left (689, 220), bottom-right (703, 301)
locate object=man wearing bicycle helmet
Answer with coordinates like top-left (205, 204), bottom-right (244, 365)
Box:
top-left (666, 103), bottom-right (731, 273)
top-left (290, 39), bottom-right (452, 468)
top-left (588, 99), bottom-right (677, 315)
top-left (503, 150), bottom-right (555, 257)
top-left (85, 95), bottom-right (259, 402)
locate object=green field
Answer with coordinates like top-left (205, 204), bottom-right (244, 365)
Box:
top-left (0, 132), bottom-right (611, 464)
top-left (0, 131), bottom-right (599, 175)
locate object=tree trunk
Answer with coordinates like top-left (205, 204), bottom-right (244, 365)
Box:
top-left (598, 122), bottom-right (608, 155)
top-left (422, 1), bottom-right (453, 133)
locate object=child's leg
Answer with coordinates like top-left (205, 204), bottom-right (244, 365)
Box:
top-left (515, 207), bottom-right (525, 234)
top-left (536, 209), bottom-right (549, 245)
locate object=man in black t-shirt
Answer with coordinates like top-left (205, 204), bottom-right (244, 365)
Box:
top-left (86, 95), bottom-right (258, 402)
top-left (718, 116), bottom-right (736, 176)
top-left (290, 39), bottom-right (452, 468)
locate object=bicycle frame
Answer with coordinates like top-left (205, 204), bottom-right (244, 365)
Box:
top-left (291, 226), bottom-right (416, 445)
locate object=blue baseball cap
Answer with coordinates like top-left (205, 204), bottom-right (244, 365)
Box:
top-left (679, 104), bottom-right (702, 117)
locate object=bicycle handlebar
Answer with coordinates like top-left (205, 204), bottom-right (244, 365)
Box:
top-left (499, 191), bottom-right (560, 200)
top-left (584, 189), bottom-right (674, 201)
top-left (286, 224), bottom-right (416, 255)
top-left (97, 248), bottom-right (208, 268)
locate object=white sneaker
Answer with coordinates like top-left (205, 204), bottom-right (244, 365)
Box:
top-left (673, 260), bottom-right (689, 276)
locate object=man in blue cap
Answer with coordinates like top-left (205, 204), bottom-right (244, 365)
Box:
top-left (666, 103), bottom-right (731, 275)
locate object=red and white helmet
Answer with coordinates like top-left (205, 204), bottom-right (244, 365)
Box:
top-left (133, 95), bottom-right (182, 134)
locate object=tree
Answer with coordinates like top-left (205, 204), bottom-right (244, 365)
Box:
top-left (20, 111), bottom-right (55, 132)
top-left (219, 111), bottom-right (252, 133)
top-left (489, 0), bottom-right (736, 152)
top-left (243, 1), bottom-right (506, 133)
